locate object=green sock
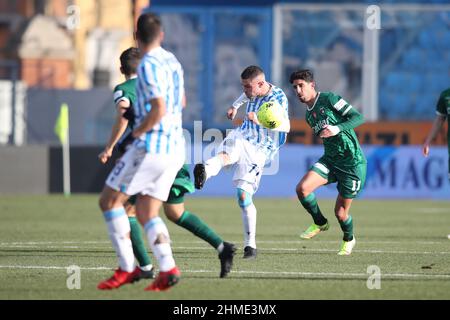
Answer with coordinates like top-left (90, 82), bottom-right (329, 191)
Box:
top-left (339, 215), bottom-right (354, 242)
top-left (299, 193), bottom-right (328, 226)
top-left (176, 211), bottom-right (223, 249)
top-left (128, 216), bottom-right (152, 267)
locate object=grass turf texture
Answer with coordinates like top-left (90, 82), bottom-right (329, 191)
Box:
top-left (0, 195), bottom-right (449, 300)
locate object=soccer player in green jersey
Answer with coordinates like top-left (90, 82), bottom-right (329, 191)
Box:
top-left (289, 69), bottom-right (367, 255)
top-left (422, 87), bottom-right (450, 240)
top-left (98, 48), bottom-right (236, 289)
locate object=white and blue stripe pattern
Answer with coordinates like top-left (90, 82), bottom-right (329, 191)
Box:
top-left (144, 217), bottom-right (164, 233)
top-left (103, 207), bottom-right (126, 222)
top-left (135, 47), bottom-right (184, 154)
top-left (237, 85), bottom-right (289, 158)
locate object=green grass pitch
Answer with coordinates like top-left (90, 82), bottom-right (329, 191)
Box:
top-left (0, 195), bottom-right (449, 300)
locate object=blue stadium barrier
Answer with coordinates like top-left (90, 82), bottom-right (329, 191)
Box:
top-left (187, 144), bottom-right (450, 199)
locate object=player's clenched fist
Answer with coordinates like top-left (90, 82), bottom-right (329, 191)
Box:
top-left (98, 149), bottom-right (112, 164)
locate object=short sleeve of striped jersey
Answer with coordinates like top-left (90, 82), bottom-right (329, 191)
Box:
top-left (281, 94), bottom-right (289, 119)
top-left (436, 92), bottom-right (448, 117)
top-left (113, 85), bottom-right (130, 106)
top-left (276, 92), bottom-right (289, 119)
top-left (328, 92), bottom-right (352, 116)
top-left (139, 60), bottom-right (165, 100)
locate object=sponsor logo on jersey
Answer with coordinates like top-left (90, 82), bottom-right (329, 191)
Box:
top-left (313, 119), bottom-right (329, 135)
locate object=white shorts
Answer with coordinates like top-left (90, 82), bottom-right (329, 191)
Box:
top-left (106, 144), bottom-right (184, 201)
top-left (217, 130), bottom-right (267, 194)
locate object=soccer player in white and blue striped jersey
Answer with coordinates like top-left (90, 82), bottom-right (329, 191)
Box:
top-left (194, 66), bottom-right (290, 259)
top-left (98, 12), bottom-right (184, 291)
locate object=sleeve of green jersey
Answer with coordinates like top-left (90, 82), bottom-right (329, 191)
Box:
top-left (327, 93), bottom-right (364, 132)
top-left (436, 92), bottom-right (448, 117)
top-left (113, 85), bottom-right (130, 106)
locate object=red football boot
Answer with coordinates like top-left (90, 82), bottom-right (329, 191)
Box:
top-left (97, 267), bottom-right (141, 290)
top-left (144, 266), bottom-right (181, 292)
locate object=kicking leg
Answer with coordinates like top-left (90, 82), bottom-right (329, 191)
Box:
top-left (194, 152), bottom-right (231, 189)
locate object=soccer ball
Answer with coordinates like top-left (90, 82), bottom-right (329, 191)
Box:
top-left (257, 100), bottom-right (284, 129)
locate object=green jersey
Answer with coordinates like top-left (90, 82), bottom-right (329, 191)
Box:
top-left (436, 88), bottom-right (450, 153)
top-left (113, 77), bottom-right (137, 153)
top-left (305, 92), bottom-right (366, 168)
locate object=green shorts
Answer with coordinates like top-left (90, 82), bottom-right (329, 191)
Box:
top-left (310, 157), bottom-right (367, 199)
top-left (127, 164), bottom-right (195, 205)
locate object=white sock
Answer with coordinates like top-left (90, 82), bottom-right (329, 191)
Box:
top-left (139, 264), bottom-right (153, 271)
top-left (216, 242), bottom-right (224, 254)
top-left (144, 217), bottom-right (176, 272)
top-left (103, 207), bottom-right (135, 272)
top-left (204, 156), bottom-right (223, 180)
top-left (241, 203), bottom-right (257, 248)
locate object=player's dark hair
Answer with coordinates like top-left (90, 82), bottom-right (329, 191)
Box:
top-left (136, 12), bottom-right (162, 45)
top-left (241, 65), bottom-right (264, 80)
top-left (120, 47), bottom-right (140, 76)
top-left (289, 69), bottom-right (314, 84)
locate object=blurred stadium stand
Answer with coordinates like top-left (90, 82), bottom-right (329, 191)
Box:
top-left (1, 0), bottom-right (449, 195)
top-left (0, 0), bottom-right (448, 146)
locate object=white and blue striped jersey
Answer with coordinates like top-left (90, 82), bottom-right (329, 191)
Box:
top-left (236, 84), bottom-right (289, 158)
top-left (134, 46), bottom-right (185, 154)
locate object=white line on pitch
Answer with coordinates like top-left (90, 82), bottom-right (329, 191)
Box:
top-left (173, 246), bottom-right (450, 255)
top-left (1, 244), bottom-right (449, 255)
top-left (0, 265), bottom-right (449, 280)
top-left (0, 240), bottom-right (448, 245)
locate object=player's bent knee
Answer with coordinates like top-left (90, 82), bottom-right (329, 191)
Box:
top-left (163, 203), bottom-right (184, 222)
top-left (98, 194), bottom-right (110, 212)
top-left (335, 208), bottom-right (347, 221)
top-left (296, 183), bottom-right (310, 199)
top-left (165, 209), bottom-right (181, 223)
top-left (237, 188), bottom-right (253, 208)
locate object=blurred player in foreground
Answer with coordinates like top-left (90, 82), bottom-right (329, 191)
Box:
top-left (98, 50), bottom-right (235, 290)
top-left (97, 12), bottom-right (185, 291)
top-left (290, 69), bottom-right (366, 255)
top-left (98, 47), bottom-right (155, 282)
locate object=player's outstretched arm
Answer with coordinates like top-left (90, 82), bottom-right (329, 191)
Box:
top-left (98, 100), bottom-right (130, 164)
top-left (423, 114), bottom-right (446, 157)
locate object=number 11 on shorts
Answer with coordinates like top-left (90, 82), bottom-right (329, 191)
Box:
top-left (351, 180), bottom-right (361, 192)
